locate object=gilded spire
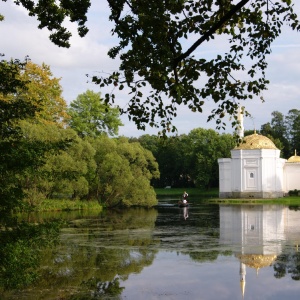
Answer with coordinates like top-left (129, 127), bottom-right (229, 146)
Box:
top-left (237, 105), bottom-right (244, 139)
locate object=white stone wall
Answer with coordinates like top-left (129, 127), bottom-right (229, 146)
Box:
top-left (218, 158), bottom-right (232, 192)
top-left (283, 163), bottom-right (300, 193)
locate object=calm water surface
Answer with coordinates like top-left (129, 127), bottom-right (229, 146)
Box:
top-left (3, 199), bottom-right (300, 300)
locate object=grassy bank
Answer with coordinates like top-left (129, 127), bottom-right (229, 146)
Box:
top-left (155, 188), bottom-right (300, 205)
top-left (21, 199), bottom-right (103, 212)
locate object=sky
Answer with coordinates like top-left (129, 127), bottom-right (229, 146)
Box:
top-left (1, 1), bottom-right (300, 137)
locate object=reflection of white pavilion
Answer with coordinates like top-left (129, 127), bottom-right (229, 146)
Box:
top-left (219, 205), bottom-right (300, 298)
top-left (220, 205), bottom-right (285, 254)
top-left (218, 107), bottom-right (300, 198)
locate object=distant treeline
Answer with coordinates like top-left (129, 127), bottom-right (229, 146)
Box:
top-left (130, 129), bottom-right (235, 189)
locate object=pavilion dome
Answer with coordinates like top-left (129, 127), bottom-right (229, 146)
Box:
top-left (287, 150), bottom-right (300, 163)
top-left (234, 133), bottom-right (278, 150)
top-left (236, 254), bottom-right (277, 270)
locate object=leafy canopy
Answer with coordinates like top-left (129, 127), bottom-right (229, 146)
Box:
top-left (68, 90), bottom-right (123, 137)
top-left (5, 0), bottom-right (300, 134)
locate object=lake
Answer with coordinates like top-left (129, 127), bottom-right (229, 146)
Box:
top-left (2, 198), bottom-right (300, 300)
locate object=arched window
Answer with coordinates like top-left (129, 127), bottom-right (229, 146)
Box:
top-left (250, 172), bottom-right (254, 178)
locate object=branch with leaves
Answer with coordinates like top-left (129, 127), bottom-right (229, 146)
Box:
top-left (4, 0), bottom-right (300, 134)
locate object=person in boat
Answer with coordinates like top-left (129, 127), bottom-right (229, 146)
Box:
top-left (182, 191), bottom-right (188, 203)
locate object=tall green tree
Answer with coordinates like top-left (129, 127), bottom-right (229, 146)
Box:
top-left (0, 56), bottom-right (28, 95)
top-left (3, 1), bottom-right (300, 133)
top-left (133, 134), bottom-right (159, 156)
top-left (1, 61), bottom-right (70, 127)
top-left (0, 64), bottom-right (39, 213)
top-left (0, 61), bottom-right (72, 213)
top-left (41, 133), bottom-right (96, 200)
top-left (68, 90), bottom-right (123, 137)
top-left (88, 136), bottom-right (159, 207)
top-left (156, 136), bottom-right (191, 188)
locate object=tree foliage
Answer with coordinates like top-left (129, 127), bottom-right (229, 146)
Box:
top-left (68, 90), bottom-right (123, 137)
top-left (18, 122), bottom-right (95, 202)
top-left (285, 109), bottom-right (300, 153)
top-left (0, 59), bottom-right (159, 210)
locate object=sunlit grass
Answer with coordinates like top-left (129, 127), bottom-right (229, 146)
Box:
top-left (29, 199), bottom-right (102, 212)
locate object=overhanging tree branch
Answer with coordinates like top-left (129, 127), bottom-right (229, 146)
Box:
top-left (173, 0), bottom-right (250, 66)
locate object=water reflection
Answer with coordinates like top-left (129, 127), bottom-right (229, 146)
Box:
top-left (220, 204), bottom-right (286, 254)
top-left (183, 206), bottom-right (189, 220)
top-left (2, 204), bottom-right (300, 299)
top-left (219, 204), bottom-right (300, 299)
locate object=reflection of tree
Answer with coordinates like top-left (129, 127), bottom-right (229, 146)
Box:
top-left (189, 251), bottom-right (219, 262)
top-left (189, 250), bottom-right (232, 263)
top-left (0, 220), bottom-right (62, 291)
top-left (3, 208), bottom-right (158, 299)
top-left (274, 250), bottom-right (300, 281)
top-left (288, 206), bottom-right (300, 212)
top-left (79, 277), bottom-right (124, 299)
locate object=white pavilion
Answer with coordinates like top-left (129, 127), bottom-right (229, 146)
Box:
top-left (218, 108), bottom-right (300, 199)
